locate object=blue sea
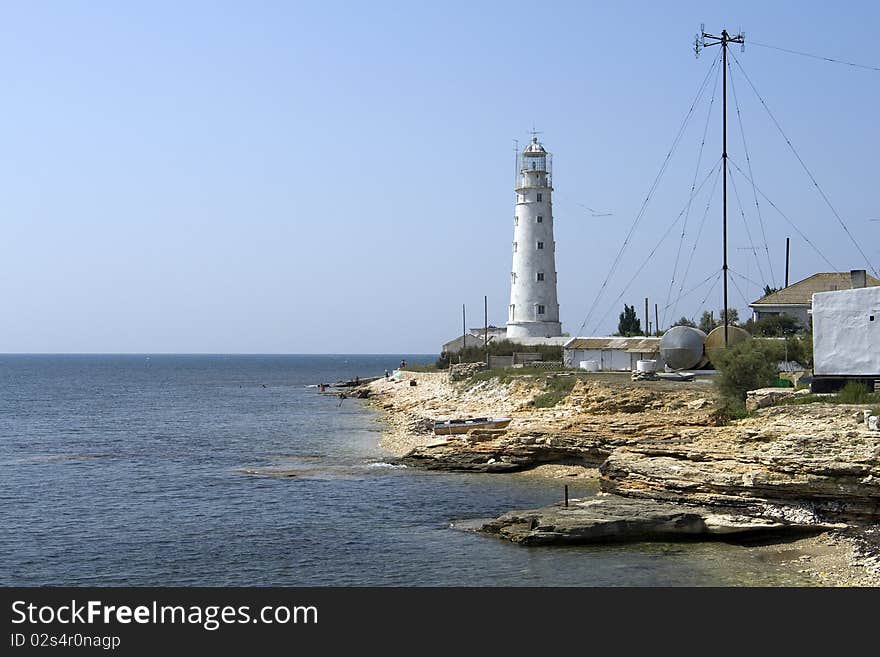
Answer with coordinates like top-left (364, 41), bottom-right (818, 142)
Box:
top-left (0, 355), bottom-right (816, 586)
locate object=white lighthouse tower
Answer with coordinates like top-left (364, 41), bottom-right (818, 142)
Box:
top-left (507, 136), bottom-right (562, 340)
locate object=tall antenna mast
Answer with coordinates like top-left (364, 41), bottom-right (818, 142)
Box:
top-left (696, 26), bottom-right (745, 346)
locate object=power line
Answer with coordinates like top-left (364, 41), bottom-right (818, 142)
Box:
top-left (589, 160), bottom-right (722, 334)
top-left (727, 268), bottom-right (751, 310)
top-left (694, 270), bottom-right (723, 317)
top-left (727, 56), bottom-right (775, 286)
top-left (662, 268), bottom-right (722, 313)
top-left (727, 159), bottom-right (839, 272)
top-left (576, 50), bottom-right (722, 337)
top-left (727, 163), bottom-right (768, 287)
top-left (670, 162), bottom-right (724, 324)
top-left (729, 267), bottom-right (764, 289)
top-left (730, 51), bottom-right (879, 278)
top-left (749, 40), bottom-right (880, 73)
top-left (662, 58), bottom-right (722, 330)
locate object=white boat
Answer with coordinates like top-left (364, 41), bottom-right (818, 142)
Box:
top-left (433, 417), bottom-right (512, 435)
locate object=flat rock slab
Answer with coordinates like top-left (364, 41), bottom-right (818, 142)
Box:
top-left (399, 435), bottom-right (607, 473)
top-left (480, 494), bottom-right (842, 546)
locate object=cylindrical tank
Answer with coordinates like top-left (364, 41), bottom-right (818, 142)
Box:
top-left (704, 325), bottom-right (751, 364)
top-left (660, 326), bottom-right (707, 370)
top-left (579, 360), bottom-right (599, 372)
top-left (636, 359), bottom-right (657, 373)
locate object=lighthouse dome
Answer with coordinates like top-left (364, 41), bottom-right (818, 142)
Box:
top-left (523, 137), bottom-right (546, 154)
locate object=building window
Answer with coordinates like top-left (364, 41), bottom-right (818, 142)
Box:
top-left (537, 272), bottom-right (544, 281)
top-left (537, 305), bottom-right (545, 315)
top-left (514, 216), bottom-right (518, 226)
top-left (537, 215), bottom-right (543, 223)
top-left (513, 242), bottom-right (518, 253)
top-left (537, 241), bottom-right (544, 250)
top-left (537, 193), bottom-right (543, 202)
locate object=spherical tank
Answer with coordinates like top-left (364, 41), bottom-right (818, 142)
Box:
top-left (660, 326), bottom-right (707, 370)
top-left (704, 325), bottom-right (751, 364)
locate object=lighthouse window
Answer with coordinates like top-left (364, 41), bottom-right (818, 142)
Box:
top-left (537, 241), bottom-right (544, 250)
top-left (511, 272), bottom-right (517, 284)
top-left (536, 193), bottom-right (543, 202)
top-left (537, 272), bottom-right (544, 281)
top-left (536, 215), bottom-right (543, 223)
top-left (514, 216), bottom-right (519, 226)
top-left (537, 305), bottom-right (545, 315)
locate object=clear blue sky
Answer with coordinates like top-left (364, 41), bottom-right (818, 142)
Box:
top-left (2, 1), bottom-right (878, 353)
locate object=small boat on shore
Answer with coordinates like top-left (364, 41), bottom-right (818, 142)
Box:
top-left (433, 417), bottom-right (512, 435)
top-left (332, 376), bottom-right (381, 388)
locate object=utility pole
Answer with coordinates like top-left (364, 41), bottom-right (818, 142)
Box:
top-left (785, 237), bottom-right (790, 288)
top-left (696, 26), bottom-right (745, 347)
top-left (654, 303), bottom-right (660, 337)
top-left (461, 304), bottom-right (466, 364)
top-left (484, 295), bottom-right (489, 366)
top-left (644, 297), bottom-right (649, 338)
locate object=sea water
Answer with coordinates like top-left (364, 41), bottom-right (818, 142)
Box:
top-left (0, 355), bottom-right (817, 586)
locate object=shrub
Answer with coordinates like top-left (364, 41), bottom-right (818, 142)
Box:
top-left (835, 380), bottom-right (874, 404)
top-left (436, 340), bottom-right (563, 369)
top-left (532, 375), bottom-right (577, 408)
top-left (712, 339), bottom-right (779, 414)
top-left (743, 314), bottom-right (803, 337)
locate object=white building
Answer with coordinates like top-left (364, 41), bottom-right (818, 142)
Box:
top-left (442, 326), bottom-right (508, 354)
top-left (749, 270), bottom-right (880, 328)
top-left (812, 284), bottom-right (880, 380)
top-left (563, 337), bottom-right (664, 371)
top-left (507, 137), bottom-right (562, 340)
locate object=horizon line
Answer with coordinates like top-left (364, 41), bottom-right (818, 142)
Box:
top-left (0, 352), bottom-right (439, 357)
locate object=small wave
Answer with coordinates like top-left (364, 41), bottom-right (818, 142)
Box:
top-left (14, 454), bottom-right (112, 463)
top-left (366, 462), bottom-right (407, 469)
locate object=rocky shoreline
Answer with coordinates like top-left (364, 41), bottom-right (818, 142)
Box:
top-left (362, 369), bottom-right (880, 585)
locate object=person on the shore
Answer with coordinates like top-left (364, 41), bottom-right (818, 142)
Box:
top-left (384, 369), bottom-right (389, 380)
top-left (400, 359), bottom-right (406, 369)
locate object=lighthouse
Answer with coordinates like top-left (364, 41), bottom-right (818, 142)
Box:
top-left (506, 136), bottom-right (562, 339)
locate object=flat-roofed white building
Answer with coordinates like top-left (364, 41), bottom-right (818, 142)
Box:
top-left (563, 337), bottom-right (663, 371)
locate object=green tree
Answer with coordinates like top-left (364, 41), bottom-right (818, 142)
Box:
top-left (672, 316), bottom-right (697, 328)
top-left (744, 314), bottom-right (802, 337)
top-left (616, 304), bottom-right (642, 337)
top-left (698, 310), bottom-right (716, 334)
top-left (699, 308), bottom-right (740, 333)
top-left (762, 284), bottom-right (780, 297)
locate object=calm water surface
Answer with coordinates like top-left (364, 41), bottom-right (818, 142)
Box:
top-left (0, 355), bottom-right (815, 586)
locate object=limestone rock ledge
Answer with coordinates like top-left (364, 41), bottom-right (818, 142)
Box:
top-left (398, 433), bottom-right (607, 473)
top-left (479, 494), bottom-right (842, 546)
